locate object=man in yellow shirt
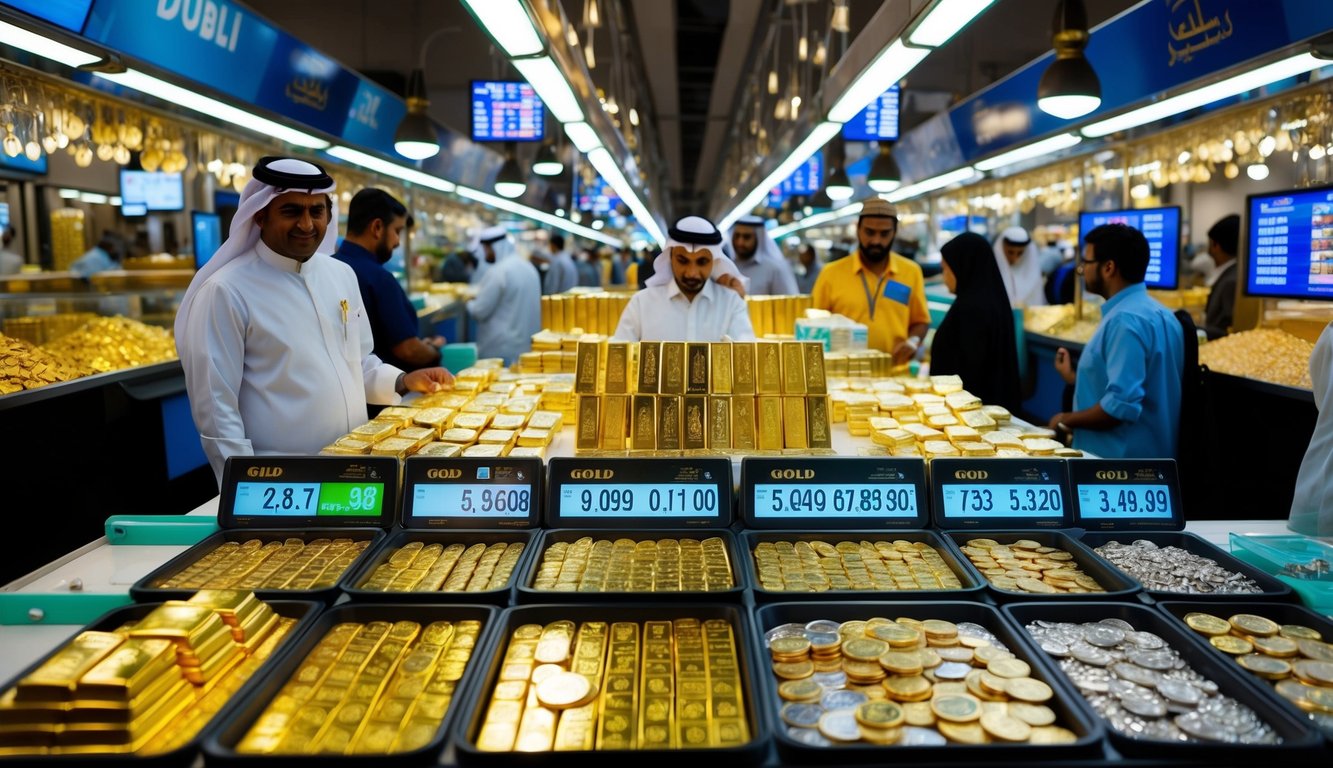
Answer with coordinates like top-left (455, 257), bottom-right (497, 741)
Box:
top-left (811, 198), bottom-right (929, 363)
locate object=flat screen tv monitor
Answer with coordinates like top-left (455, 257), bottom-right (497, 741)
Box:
top-left (119, 170), bottom-right (184, 212)
top-left (1078, 205), bottom-right (1181, 289)
top-left (470, 80), bottom-right (544, 142)
top-left (842, 85), bottom-right (900, 142)
top-left (192, 211), bottom-right (222, 270)
top-left (1244, 183), bottom-right (1333, 301)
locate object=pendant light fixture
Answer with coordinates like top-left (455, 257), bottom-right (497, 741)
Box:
top-left (394, 68), bottom-right (440, 159)
top-left (532, 139), bottom-right (563, 176)
top-left (1037, 0), bottom-right (1101, 119)
top-left (867, 143), bottom-right (902, 193)
top-left (494, 141), bottom-right (527, 198)
top-left (824, 137), bottom-right (853, 201)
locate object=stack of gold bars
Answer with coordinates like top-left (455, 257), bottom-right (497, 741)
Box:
top-left (752, 539), bottom-right (963, 593)
top-left (357, 540), bottom-right (527, 592)
top-left (531, 536), bottom-right (734, 593)
top-left (573, 339), bottom-right (834, 455)
top-left (150, 537), bottom-right (370, 591)
top-left (0, 590), bottom-right (290, 756)
top-left (475, 617), bottom-right (749, 751)
top-left (745, 295), bottom-right (813, 338)
top-left (520, 330), bottom-right (599, 374)
top-left (536, 293), bottom-right (811, 340)
top-left (236, 617), bottom-right (483, 754)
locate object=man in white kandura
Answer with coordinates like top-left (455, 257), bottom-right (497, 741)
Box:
top-left (993, 225), bottom-right (1047, 308)
top-left (729, 214), bottom-right (798, 296)
top-left (612, 215), bottom-right (756, 342)
top-left (175, 156), bottom-right (453, 484)
top-left (466, 224), bottom-right (542, 366)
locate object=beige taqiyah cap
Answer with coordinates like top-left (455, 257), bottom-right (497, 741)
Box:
top-left (860, 198), bottom-right (898, 219)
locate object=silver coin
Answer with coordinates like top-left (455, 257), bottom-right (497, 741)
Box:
top-left (934, 662), bottom-right (973, 680)
top-left (1108, 677), bottom-right (1149, 697)
top-left (1120, 691), bottom-right (1168, 718)
top-left (1174, 712), bottom-right (1233, 742)
top-left (956, 622), bottom-right (994, 640)
top-left (805, 619), bottom-right (841, 634)
top-left (1074, 676), bottom-right (1110, 693)
top-left (1040, 639), bottom-right (1070, 657)
top-left (900, 726), bottom-right (948, 746)
top-left (1126, 649), bottom-right (1177, 671)
top-left (1071, 644), bottom-right (1113, 666)
top-left (822, 689), bottom-right (869, 710)
top-left (1099, 618), bottom-right (1135, 631)
top-left (818, 708), bottom-right (863, 741)
top-left (1125, 631), bottom-right (1167, 649)
top-left (1156, 679), bottom-right (1204, 706)
top-left (781, 702), bottom-right (825, 728)
top-left (787, 726), bottom-right (834, 746)
top-left (1083, 624), bottom-right (1126, 648)
top-left (766, 623), bottom-right (808, 643)
top-left (1111, 662), bottom-right (1161, 688)
top-left (813, 671), bottom-right (847, 689)
top-left (806, 631), bottom-right (840, 646)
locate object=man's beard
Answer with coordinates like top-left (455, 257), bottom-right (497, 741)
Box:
top-left (677, 276), bottom-right (705, 294)
top-left (860, 242), bottom-right (890, 263)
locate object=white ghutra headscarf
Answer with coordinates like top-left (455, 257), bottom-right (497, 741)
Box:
top-left (993, 225), bottom-right (1046, 308)
top-left (645, 215), bottom-right (750, 291)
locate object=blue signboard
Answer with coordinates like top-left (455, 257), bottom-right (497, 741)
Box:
top-left (843, 85), bottom-right (900, 142)
top-left (255, 35), bottom-right (360, 137)
top-left (0, 0), bottom-right (92, 32)
top-left (341, 78), bottom-right (406, 157)
top-left (470, 81), bottom-right (545, 142)
top-left (0, 150), bottom-right (48, 175)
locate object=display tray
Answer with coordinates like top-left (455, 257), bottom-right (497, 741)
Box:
top-left (340, 529), bottom-right (538, 605)
top-left (129, 528), bottom-right (387, 605)
top-left (738, 530), bottom-right (985, 604)
top-left (1001, 601), bottom-right (1324, 759)
top-left (513, 529), bottom-right (748, 604)
top-left (751, 600), bottom-right (1103, 763)
top-left (1076, 531), bottom-right (1294, 603)
top-left (452, 602), bottom-right (767, 766)
top-left (202, 602), bottom-right (498, 767)
top-left (941, 530), bottom-right (1140, 603)
top-left (0, 599), bottom-right (320, 768)
top-left (1156, 599), bottom-right (1333, 744)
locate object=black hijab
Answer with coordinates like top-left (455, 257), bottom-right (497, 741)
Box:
top-left (930, 232), bottom-right (1022, 412)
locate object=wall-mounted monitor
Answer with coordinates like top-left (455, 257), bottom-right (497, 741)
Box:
top-left (842, 85), bottom-right (900, 142)
top-left (192, 211), bottom-right (222, 270)
top-left (1244, 183), bottom-right (1333, 301)
top-left (119, 170), bottom-right (184, 213)
top-left (1078, 205), bottom-right (1181, 289)
top-left (470, 80), bottom-right (544, 142)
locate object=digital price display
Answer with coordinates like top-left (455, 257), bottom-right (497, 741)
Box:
top-left (1245, 184), bottom-right (1333, 301)
top-left (547, 457), bottom-right (732, 528)
top-left (1068, 459), bottom-right (1182, 530)
top-left (741, 457), bottom-right (928, 529)
top-left (931, 458), bottom-right (1071, 528)
top-left (470, 80), bottom-right (545, 142)
top-left (220, 456), bottom-right (397, 528)
top-left (1078, 205), bottom-right (1181, 289)
top-left (403, 457), bottom-right (541, 528)
top-left (119, 170), bottom-right (184, 212)
top-left (842, 85), bottom-right (900, 142)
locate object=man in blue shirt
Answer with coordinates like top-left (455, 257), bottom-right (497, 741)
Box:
top-left (333, 188), bottom-right (444, 371)
top-left (1049, 223), bottom-right (1183, 459)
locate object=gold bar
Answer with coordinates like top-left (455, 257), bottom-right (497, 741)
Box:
top-left (657, 396), bottom-right (682, 450)
top-left (575, 296), bottom-right (589, 333)
top-left (599, 395), bottom-right (628, 450)
top-left (598, 296), bottom-right (611, 337)
top-left (807, 395), bottom-right (833, 449)
top-left (540, 296), bottom-right (551, 331)
top-left (596, 623), bottom-right (639, 750)
top-left (576, 396), bottom-right (600, 451)
top-left (709, 396), bottom-right (731, 450)
top-left (710, 343), bottom-right (733, 394)
top-left (16, 631), bottom-right (125, 702)
top-left (685, 343), bottom-right (709, 394)
top-left (783, 396), bottom-right (809, 449)
top-left (746, 300), bottom-right (762, 338)
top-left (631, 395), bottom-right (656, 450)
top-left (762, 297), bottom-right (776, 337)
top-left (732, 397), bottom-right (756, 450)
top-left (757, 396), bottom-right (783, 450)
top-left (574, 341), bottom-right (601, 395)
top-left (803, 342), bottom-right (828, 394)
top-left (660, 342), bottom-right (685, 395)
top-left (780, 341), bottom-right (806, 394)
top-left (604, 342), bottom-right (629, 394)
top-left (637, 341), bottom-right (661, 394)
top-left (756, 341), bottom-right (782, 394)
top-left (683, 396), bottom-right (708, 450)
top-left (732, 342), bottom-right (755, 394)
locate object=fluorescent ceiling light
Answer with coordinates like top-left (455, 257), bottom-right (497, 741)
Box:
top-left (828, 41), bottom-right (930, 122)
top-left (109, 196), bottom-right (122, 206)
top-left (326, 146), bottom-right (456, 192)
top-left (455, 184), bottom-right (624, 247)
top-left (78, 192), bottom-right (108, 204)
top-left (96, 69), bottom-right (329, 149)
top-left (886, 167), bottom-right (980, 202)
top-left (563, 121), bottom-right (602, 153)
top-left (908, 0), bottom-right (997, 47)
top-left (459, 0), bottom-right (544, 57)
top-left (58, 188), bottom-right (80, 199)
top-left (718, 121), bottom-right (843, 231)
top-left (770, 202), bottom-right (863, 239)
top-left (587, 147), bottom-right (666, 246)
top-left (0, 20), bottom-right (99, 67)
top-left (1082, 52), bottom-right (1326, 138)
top-left (513, 56), bottom-right (584, 123)
top-left (973, 133), bottom-right (1082, 172)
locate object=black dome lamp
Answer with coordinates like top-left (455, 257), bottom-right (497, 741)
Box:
top-left (867, 143), bottom-right (901, 193)
top-left (1037, 0), bottom-right (1102, 120)
top-left (494, 142), bottom-right (527, 198)
top-left (532, 140), bottom-right (563, 176)
top-left (394, 68), bottom-right (441, 160)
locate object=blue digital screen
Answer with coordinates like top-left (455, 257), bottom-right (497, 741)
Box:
top-left (939, 484), bottom-right (1065, 519)
top-left (120, 170), bottom-right (183, 212)
top-left (1, 0), bottom-right (92, 32)
top-left (412, 484), bottom-right (532, 518)
top-left (559, 484), bottom-right (719, 518)
top-left (753, 483), bottom-right (918, 519)
top-left (1078, 206), bottom-right (1181, 289)
top-left (1077, 484), bottom-right (1173, 520)
top-left (470, 80), bottom-right (544, 142)
top-left (574, 170), bottom-right (621, 215)
top-left (842, 86), bottom-right (900, 142)
top-left (1245, 185), bottom-right (1333, 301)
top-left (192, 211), bottom-right (221, 270)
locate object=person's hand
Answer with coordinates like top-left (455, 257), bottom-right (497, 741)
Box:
top-left (1048, 413), bottom-right (1073, 442)
top-left (403, 367), bottom-right (454, 393)
top-left (425, 335), bottom-right (446, 349)
top-left (1053, 347), bottom-right (1076, 384)
top-left (715, 273), bottom-right (746, 297)
top-left (891, 339), bottom-right (918, 365)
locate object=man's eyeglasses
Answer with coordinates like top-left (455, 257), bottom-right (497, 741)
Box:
top-left (1076, 257), bottom-right (1102, 273)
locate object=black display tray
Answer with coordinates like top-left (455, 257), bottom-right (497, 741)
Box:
top-left (452, 602), bottom-right (767, 766)
top-left (1001, 601), bottom-right (1324, 759)
top-left (941, 530), bottom-right (1141, 603)
top-left (514, 529), bottom-right (748, 604)
top-left (738, 529), bottom-right (985, 604)
top-left (751, 600), bottom-right (1104, 762)
top-left (0, 599), bottom-right (321, 768)
top-left (340, 529), bottom-right (538, 606)
top-left (1157, 599), bottom-right (1333, 744)
top-left (202, 602), bottom-right (498, 767)
top-left (1077, 531), bottom-right (1295, 602)
top-left (129, 528), bottom-right (386, 605)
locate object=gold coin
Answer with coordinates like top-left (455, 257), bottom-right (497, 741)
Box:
top-left (855, 700), bottom-right (905, 729)
top-left (1292, 659), bottom-right (1333, 686)
top-left (1274, 679), bottom-right (1318, 711)
top-left (1009, 702), bottom-right (1057, 726)
top-left (1005, 677), bottom-right (1054, 703)
top-left (534, 671), bottom-right (594, 709)
top-left (936, 646), bottom-right (973, 664)
top-left (931, 693), bottom-right (982, 723)
top-left (1252, 635), bottom-right (1301, 658)
top-left (842, 638), bottom-right (890, 662)
top-left (771, 636), bottom-right (812, 656)
top-left (1237, 653), bottom-right (1292, 679)
top-left (858, 724), bottom-right (902, 744)
top-left (773, 660), bottom-right (815, 679)
top-left (980, 710), bottom-right (1032, 742)
top-left (868, 623), bottom-right (921, 647)
top-left (921, 619), bottom-right (958, 639)
top-left (1210, 635), bottom-right (1254, 655)
top-left (882, 675), bottom-right (932, 702)
top-left (1279, 624), bottom-right (1322, 641)
top-left (1229, 614), bottom-right (1280, 638)
top-left (902, 701), bottom-right (936, 726)
top-left (879, 650), bottom-right (923, 676)
top-left (1306, 684), bottom-right (1333, 713)
top-left (987, 657), bottom-right (1031, 679)
top-left (1028, 725), bottom-right (1079, 744)
top-left (1015, 578), bottom-right (1058, 594)
top-left (1298, 639), bottom-right (1333, 662)
top-left (778, 678), bottom-right (823, 702)
top-left (1184, 612), bottom-right (1232, 636)
top-left (937, 720), bottom-right (987, 744)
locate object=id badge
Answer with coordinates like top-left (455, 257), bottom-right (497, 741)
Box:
top-left (883, 280), bottom-right (912, 306)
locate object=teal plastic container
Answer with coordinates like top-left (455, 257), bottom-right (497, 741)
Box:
top-left (442, 342), bottom-right (478, 373)
top-left (1229, 532), bottom-right (1333, 614)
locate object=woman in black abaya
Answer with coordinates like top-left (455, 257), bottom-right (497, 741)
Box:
top-left (930, 232), bottom-right (1022, 412)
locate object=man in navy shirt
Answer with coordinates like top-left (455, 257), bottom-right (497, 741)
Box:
top-left (333, 188), bottom-right (444, 371)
